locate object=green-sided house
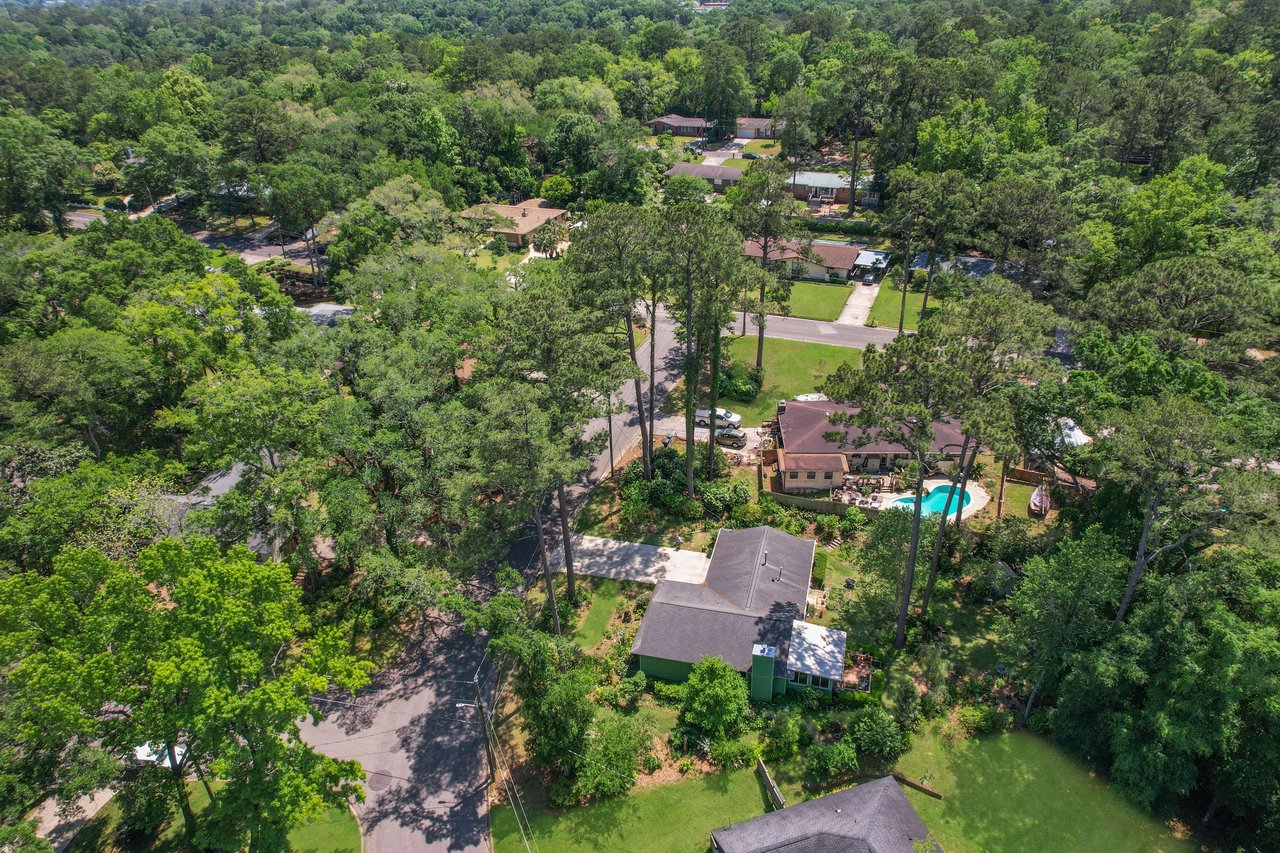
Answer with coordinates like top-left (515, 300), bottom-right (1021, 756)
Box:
top-left (632, 526), bottom-right (847, 701)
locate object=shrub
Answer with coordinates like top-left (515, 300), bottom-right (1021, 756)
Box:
top-left (718, 362), bottom-right (764, 402)
top-left (570, 715), bottom-right (648, 802)
top-left (839, 509), bottom-right (867, 537)
top-left (807, 734), bottom-right (859, 783)
top-left (678, 755), bottom-right (697, 774)
top-left (798, 687), bottom-right (830, 712)
top-left (838, 688), bottom-right (880, 710)
top-left (811, 551), bottom-right (828, 589)
top-left (102, 196), bottom-right (127, 211)
top-left (678, 497), bottom-right (704, 521)
top-left (643, 752), bottom-right (663, 773)
top-left (701, 478), bottom-right (752, 518)
top-left (814, 514), bottom-right (841, 542)
top-left (709, 739), bottom-right (755, 770)
top-left (613, 669), bottom-right (646, 709)
top-left (952, 703), bottom-right (1004, 737)
top-left (652, 680), bottom-right (687, 704)
top-left (849, 706), bottom-right (907, 765)
top-left (730, 501), bottom-right (765, 528)
top-left (682, 657), bottom-right (750, 740)
top-left (887, 677), bottom-right (922, 728)
top-left (762, 711), bottom-right (803, 759)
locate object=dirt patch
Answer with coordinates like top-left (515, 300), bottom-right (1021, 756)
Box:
top-left (635, 732), bottom-right (716, 789)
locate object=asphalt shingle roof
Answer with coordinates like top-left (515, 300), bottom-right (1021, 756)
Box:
top-left (778, 400), bottom-right (965, 457)
top-left (631, 527), bottom-right (814, 671)
top-left (710, 777), bottom-right (937, 853)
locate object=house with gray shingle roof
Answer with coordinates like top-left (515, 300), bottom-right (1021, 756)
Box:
top-left (710, 776), bottom-right (938, 853)
top-left (631, 526), bottom-right (847, 700)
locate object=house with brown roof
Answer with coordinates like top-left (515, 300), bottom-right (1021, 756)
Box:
top-left (665, 162), bottom-right (744, 191)
top-left (460, 198), bottom-right (568, 248)
top-left (775, 399), bottom-right (966, 490)
top-left (744, 238), bottom-right (865, 281)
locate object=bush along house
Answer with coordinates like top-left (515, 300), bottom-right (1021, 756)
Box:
top-left (631, 526), bottom-right (848, 699)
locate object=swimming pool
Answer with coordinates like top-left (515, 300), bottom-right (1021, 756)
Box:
top-left (892, 485), bottom-right (971, 515)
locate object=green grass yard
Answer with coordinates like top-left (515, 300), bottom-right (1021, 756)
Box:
top-left (573, 578), bottom-right (623, 651)
top-left (868, 282), bottom-right (944, 331)
top-left (743, 139), bottom-right (781, 156)
top-left (776, 282), bottom-right (851, 322)
top-left (896, 725), bottom-right (1195, 853)
top-left (470, 248), bottom-right (524, 273)
top-left (720, 157), bottom-right (753, 170)
top-left (492, 768), bottom-right (770, 853)
top-left (68, 781), bottom-right (360, 853)
top-left (720, 335), bottom-right (862, 426)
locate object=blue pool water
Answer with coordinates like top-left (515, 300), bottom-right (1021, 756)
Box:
top-left (893, 485), bottom-right (971, 515)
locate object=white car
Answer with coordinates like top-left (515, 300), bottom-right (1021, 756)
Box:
top-left (694, 407), bottom-right (742, 429)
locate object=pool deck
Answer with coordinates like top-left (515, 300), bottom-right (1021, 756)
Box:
top-left (881, 478), bottom-right (990, 520)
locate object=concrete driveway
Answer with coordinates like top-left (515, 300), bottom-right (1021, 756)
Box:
top-left (556, 534), bottom-right (709, 585)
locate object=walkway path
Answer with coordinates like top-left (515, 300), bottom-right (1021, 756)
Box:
top-left (554, 534), bottom-right (710, 585)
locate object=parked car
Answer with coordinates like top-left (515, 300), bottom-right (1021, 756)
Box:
top-left (694, 407), bottom-right (743, 429)
top-left (743, 152), bottom-right (762, 159)
top-left (715, 427), bottom-right (748, 448)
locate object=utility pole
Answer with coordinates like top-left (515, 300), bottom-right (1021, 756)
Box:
top-left (470, 651), bottom-right (496, 784)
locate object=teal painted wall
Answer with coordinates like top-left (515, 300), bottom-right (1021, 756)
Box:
top-left (637, 655), bottom-right (694, 683)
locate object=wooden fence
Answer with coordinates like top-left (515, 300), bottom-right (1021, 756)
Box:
top-left (767, 490), bottom-right (854, 517)
top-left (756, 757), bottom-right (786, 811)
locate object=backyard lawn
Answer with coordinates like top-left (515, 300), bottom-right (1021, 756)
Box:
top-left (492, 767), bottom-right (770, 853)
top-left (868, 283), bottom-right (944, 331)
top-left (775, 282), bottom-right (851, 322)
top-left (720, 335), bottom-right (862, 425)
top-left (896, 725), bottom-right (1196, 853)
top-left (68, 782), bottom-right (360, 853)
top-left (470, 248), bottom-right (524, 273)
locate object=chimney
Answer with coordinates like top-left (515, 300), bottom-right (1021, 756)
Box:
top-left (522, 209), bottom-right (527, 218)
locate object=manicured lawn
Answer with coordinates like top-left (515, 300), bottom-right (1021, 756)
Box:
top-left (573, 578), bottom-right (623, 651)
top-left (896, 725), bottom-right (1195, 853)
top-left (492, 768), bottom-right (770, 853)
top-left (868, 283), bottom-right (944, 331)
top-left (720, 157), bottom-right (753, 170)
top-left (68, 781), bottom-right (360, 853)
top-left (743, 139), bottom-right (781, 156)
top-left (776, 282), bottom-right (851, 322)
top-left (719, 335), bottom-right (862, 426)
top-left (471, 248), bottom-right (524, 273)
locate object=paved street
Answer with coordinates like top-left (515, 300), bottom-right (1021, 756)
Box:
top-left (743, 312), bottom-right (897, 348)
top-left (303, 615), bottom-right (496, 853)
